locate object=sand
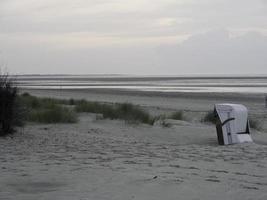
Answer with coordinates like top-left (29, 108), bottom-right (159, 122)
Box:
top-left (0, 89), bottom-right (267, 200)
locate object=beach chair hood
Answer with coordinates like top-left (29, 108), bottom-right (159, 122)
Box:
top-left (214, 104), bottom-right (253, 145)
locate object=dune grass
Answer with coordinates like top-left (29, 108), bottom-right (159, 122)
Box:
top-left (75, 100), bottom-right (155, 125)
top-left (20, 92), bottom-right (70, 109)
top-left (28, 105), bottom-right (78, 124)
top-left (19, 94), bottom-right (154, 125)
top-left (20, 93), bottom-right (77, 124)
top-left (168, 111), bottom-right (184, 120)
top-left (75, 100), bottom-right (113, 114)
top-left (114, 103), bottom-right (154, 125)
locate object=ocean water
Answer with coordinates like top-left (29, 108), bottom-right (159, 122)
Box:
top-left (15, 74), bottom-right (267, 94)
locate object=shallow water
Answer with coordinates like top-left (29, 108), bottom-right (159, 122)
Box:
top-left (15, 75), bottom-right (267, 94)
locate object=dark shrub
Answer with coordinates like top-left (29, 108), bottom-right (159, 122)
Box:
top-left (0, 74), bottom-right (18, 135)
top-left (69, 98), bottom-right (75, 105)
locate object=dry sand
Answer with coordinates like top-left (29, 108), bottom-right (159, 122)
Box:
top-left (0, 89), bottom-right (267, 200)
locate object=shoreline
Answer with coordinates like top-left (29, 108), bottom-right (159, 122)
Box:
top-left (21, 88), bottom-right (265, 101)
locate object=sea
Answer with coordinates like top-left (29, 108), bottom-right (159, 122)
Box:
top-left (15, 74), bottom-right (267, 94)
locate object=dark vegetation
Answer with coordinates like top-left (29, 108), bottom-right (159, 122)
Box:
top-left (202, 110), bottom-right (216, 124)
top-left (18, 95), bottom-right (186, 126)
top-left (249, 117), bottom-right (262, 131)
top-left (76, 100), bottom-right (155, 125)
top-left (19, 93), bottom-right (77, 124)
top-left (169, 111), bottom-right (184, 120)
top-left (0, 74), bottom-right (18, 136)
top-left (0, 78), bottom-right (155, 133)
top-left (15, 93), bottom-right (153, 125)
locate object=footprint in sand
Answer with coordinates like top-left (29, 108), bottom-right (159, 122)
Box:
top-left (241, 184), bottom-right (259, 190)
top-left (208, 169), bottom-right (229, 174)
top-left (205, 178), bottom-right (221, 183)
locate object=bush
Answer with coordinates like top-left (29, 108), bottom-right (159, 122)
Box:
top-left (0, 74), bottom-right (19, 135)
top-left (28, 105), bottom-right (78, 124)
top-left (169, 111), bottom-right (183, 120)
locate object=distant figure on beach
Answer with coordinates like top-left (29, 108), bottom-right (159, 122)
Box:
top-left (265, 95), bottom-right (267, 108)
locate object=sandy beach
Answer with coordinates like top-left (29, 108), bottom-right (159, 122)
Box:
top-left (1, 89), bottom-right (267, 200)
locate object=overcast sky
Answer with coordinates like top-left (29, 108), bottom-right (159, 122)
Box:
top-left (0, 0), bottom-right (267, 75)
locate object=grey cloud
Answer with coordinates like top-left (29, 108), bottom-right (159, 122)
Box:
top-left (1, 0), bottom-right (267, 74)
top-left (156, 30), bottom-right (267, 74)
top-left (2, 30), bottom-right (267, 75)
top-left (1, 0), bottom-right (266, 36)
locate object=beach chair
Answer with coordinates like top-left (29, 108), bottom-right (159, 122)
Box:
top-left (214, 104), bottom-right (253, 145)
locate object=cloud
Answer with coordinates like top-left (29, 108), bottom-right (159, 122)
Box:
top-left (2, 30), bottom-right (267, 75)
top-left (0, 0), bottom-right (267, 74)
top-left (1, 0), bottom-right (266, 36)
top-left (156, 30), bottom-right (267, 74)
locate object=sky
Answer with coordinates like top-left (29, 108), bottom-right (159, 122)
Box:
top-left (0, 0), bottom-right (267, 75)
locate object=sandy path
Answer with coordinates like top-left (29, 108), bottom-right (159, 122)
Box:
top-left (1, 114), bottom-right (267, 200)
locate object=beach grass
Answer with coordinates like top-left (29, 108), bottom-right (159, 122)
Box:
top-left (114, 103), bottom-right (155, 125)
top-left (168, 111), bottom-right (184, 120)
top-left (20, 92), bottom-right (70, 109)
top-left (75, 99), bottom-right (113, 114)
top-left (20, 93), bottom-right (78, 124)
top-left (76, 100), bottom-right (154, 125)
top-left (20, 94), bottom-right (154, 125)
top-left (28, 106), bottom-right (78, 123)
